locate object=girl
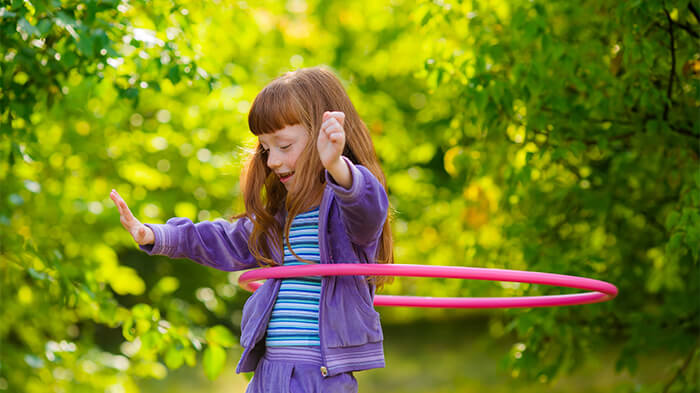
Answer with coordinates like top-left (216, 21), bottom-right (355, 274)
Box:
top-left (110, 67), bottom-right (393, 393)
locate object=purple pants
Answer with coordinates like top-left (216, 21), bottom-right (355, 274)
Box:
top-left (245, 350), bottom-right (358, 393)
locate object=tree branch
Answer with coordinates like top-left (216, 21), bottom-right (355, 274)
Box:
top-left (689, 3), bottom-right (700, 24)
top-left (662, 343), bottom-right (698, 393)
top-left (655, 18), bottom-right (700, 39)
top-left (670, 125), bottom-right (700, 139)
top-left (672, 20), bottom-right (699, 38)
top-left (663, 8), bottom-right (676, 122)
top-left (540, 105), bottom-right (699, 141)
top-left (540, 107), bottom-right (632, 125)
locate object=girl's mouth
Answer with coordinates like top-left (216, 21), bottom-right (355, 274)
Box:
top-left (279, 171), bottom-right (294, 183)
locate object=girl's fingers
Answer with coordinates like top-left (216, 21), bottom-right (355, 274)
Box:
top-left (321, 117), bottom-right (335, 130)
top-left (323, 111), bottom-right (345, 126)
top-left (317, 124), bottom-right (345, 167)
top-left (122, 201), bottom-right (134, 219)
top-left (111, 193), bottom-right (126, 217)
top-left (112, 189), bottom-right (150, 244)
top-left (322, 118), bottom-right (343, 134)
top-left (111, 190), bottom-right (137, 226)
top-left (111, 190), bottom-right (126, 210)
top-left (117, 198), bottom-right (134, 219)
top-left (324, 123), bottom-right (340, 135)
top-left (333, 112), bottom-right (345, 126)
top-left (109, 190), bottom-right (120, 210)
top-left (320, 116), bottom-right (345, 148)
top-left (326, 130), bottom-right (343, 144)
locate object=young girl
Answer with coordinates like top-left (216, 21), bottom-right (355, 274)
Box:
top-left (110, 67), bottom-right (393, 393)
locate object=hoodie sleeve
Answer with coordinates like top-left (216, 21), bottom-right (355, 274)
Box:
top-left (325, 156), bottom-right (389, 246)
top-left (139, 216), bottom-right (259, 272)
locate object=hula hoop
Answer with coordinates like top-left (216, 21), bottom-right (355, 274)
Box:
top-left (237, 264), bottom-right (618, 309)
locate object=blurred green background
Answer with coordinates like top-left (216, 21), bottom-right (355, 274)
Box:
top-left (2, 0), bottom-right (699, 392)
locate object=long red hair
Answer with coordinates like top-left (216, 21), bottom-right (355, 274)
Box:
top-left (235, 67), bottom-right (393, 287)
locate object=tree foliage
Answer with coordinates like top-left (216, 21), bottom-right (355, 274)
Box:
top-left (1, 0), bottom-right (698, 392)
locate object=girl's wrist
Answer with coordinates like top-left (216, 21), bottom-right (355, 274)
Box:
top-left (145, 226), bottom-right (155, 245)
top-left (326, 156), bottom-right (352, 189)
top-left (137, 225), bottom-right (155, 245)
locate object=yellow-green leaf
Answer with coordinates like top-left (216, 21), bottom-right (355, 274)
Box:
top-left (203, 345), bottom-right (226, 380)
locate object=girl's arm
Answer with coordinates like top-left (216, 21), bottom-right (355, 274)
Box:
top-left (111, 189), bottom-right (258, 272)
top-left (325, 156), bottom-right (389, 246)
top-left (140, 217), bottom-right (258, 272)
top-left (318, 111), bottom-right (388, 246)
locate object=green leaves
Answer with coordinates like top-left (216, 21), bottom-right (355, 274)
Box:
top-left (2, 0), bottom-right (698, 391)
top-left (408, 0), bottom-right (699, 388)
top-left (206, 325), bottom-right (237, 348)
top-left (201, 325), bottom-right (236, 380)
top-left (164, 345), bottom-right (185, 369)
top-left (2, 2), bottom-right (228, 390)
top-left (197, 325), bottom-right (234, 378)
top-left (17, 18), bottom-right (40, 38)
top-left (203, 344), bottom-right (227, 380)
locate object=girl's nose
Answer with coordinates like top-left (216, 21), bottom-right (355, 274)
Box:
top-left (267, 151), bottom-right (282, 169)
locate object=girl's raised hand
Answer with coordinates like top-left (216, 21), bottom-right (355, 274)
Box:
top-left (109, 189), bottom-right (155, 245)
top-left (317, 111), bottom-right (346, 168)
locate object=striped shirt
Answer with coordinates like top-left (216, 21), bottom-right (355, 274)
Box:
top-left (265, 207), bottom-right (322, 347)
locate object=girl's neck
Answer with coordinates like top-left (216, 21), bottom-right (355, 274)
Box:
top-left (310, 193), bottom-right (322, 208)
top-left (286, 190), bottom-right (323, 211)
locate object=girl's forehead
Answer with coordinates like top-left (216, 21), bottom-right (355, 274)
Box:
top-left (258, 124), bottom-right (306, 143)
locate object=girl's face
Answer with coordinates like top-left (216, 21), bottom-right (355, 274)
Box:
top-left (258, 124), bottom-right (309, 191)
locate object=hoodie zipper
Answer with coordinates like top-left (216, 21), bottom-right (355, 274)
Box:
top-left (317, 188), bottom-right (331, 374)
top-left (244, 193), bottom-right (331, 374)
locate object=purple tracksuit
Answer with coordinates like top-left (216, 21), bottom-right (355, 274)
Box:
top-left (140, 157), bottom-right (388, 392)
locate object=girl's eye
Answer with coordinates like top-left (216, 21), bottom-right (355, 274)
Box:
top-left (280, 144), bottom-right (292, 150)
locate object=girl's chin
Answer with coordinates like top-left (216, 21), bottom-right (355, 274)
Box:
top-left (280, 175), bottom-right (294, 189)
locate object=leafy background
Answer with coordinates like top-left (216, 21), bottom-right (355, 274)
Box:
top-left (1, 0), bottom-right (698, 392)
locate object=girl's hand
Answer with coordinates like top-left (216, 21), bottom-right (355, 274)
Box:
top-left (109, 189), bottom-right (155, 245)
top-left (317, 111), bottom-right (346, 169)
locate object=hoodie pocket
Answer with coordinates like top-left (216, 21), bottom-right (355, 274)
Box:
top-left (324, 276), bottom-right (383, 348)
top-left (239, 280), bottom-right (277, 348)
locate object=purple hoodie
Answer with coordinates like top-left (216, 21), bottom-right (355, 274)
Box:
top-left (139, 157), bottom-right (388, 377)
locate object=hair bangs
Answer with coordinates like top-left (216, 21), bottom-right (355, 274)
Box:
top-left (248, 81), bottom-right (307, 136)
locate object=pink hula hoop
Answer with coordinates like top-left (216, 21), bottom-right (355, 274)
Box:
top-left (237, 264), bottom-right (618, 309)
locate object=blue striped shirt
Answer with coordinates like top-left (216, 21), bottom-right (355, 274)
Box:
top-left (265, 207), bottom-right (322, 347)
